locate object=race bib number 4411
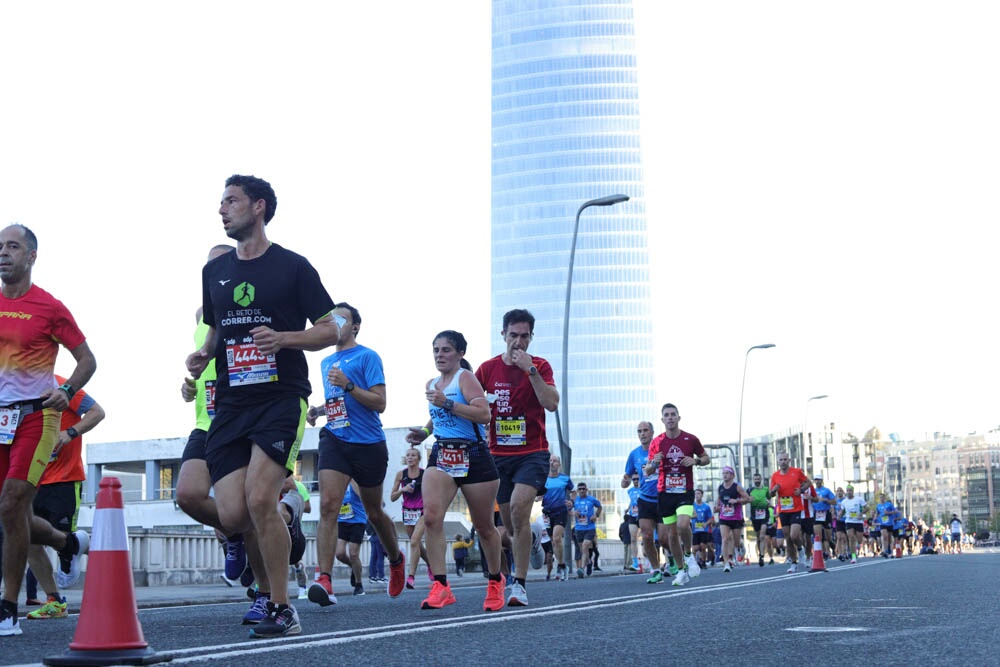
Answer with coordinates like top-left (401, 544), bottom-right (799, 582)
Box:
top-left (226, 340), bottom-right (278, 386)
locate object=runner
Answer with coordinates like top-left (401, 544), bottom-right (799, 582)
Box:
top-left (811, 474), bottom-right (837, 560)
top-left (837, 485), bottom-right (866, 563)
top-left (949, 514), bottom-right (963, 554)
top-left (622, 473), bottom-right (641, 571)
top-left (875, 493), bottom-right (896, 558)
top-left (475, 309), bottom-right (559, 607)
top-left (645, 403), bottom-right (710, 587)
top-left (747, 472), bottom-right (771, 566)
top-left (186, 175), bottom-right (339, 638)
top-left (623, 421), bottom-right (667, 583)
top-left (0, 224), bottom-right (97, 637)
top-left (406, 330), bottom-right (505, 612)
top-left (572, 482), bottom-right (601, 578)
top-left (389, 448), bottom-right (429, 589)
top-left (834, 486), bottom-right (848, 560)
top-left (334, 483), bottom-right (367, 596)
top-left (768, 451), bottom-right (810, 573)
top-left (690, 488), bottom-right (714, 568)
top-left (541, 456), bottom-right (573, 581)
top-left (714, 465), bottom-right (750, 572)
top-left (304, 302), bottom-right (406, 606)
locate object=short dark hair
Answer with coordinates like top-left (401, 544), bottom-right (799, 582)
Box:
top-left (433, 330), bottom-right (472, 370)
top-left (6, 224), bottom-right (38, 251)
top-left (225, 174), bottom-right (277, 223)
top-left (502, 308), bottom-right (535, 333)
top-left (334, 302), bottom-right (361, 328)
top-left (661, 402), bottom-right (678, 413)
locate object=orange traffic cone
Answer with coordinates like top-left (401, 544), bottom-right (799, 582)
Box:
top-left (809, 533), bottom-right (827, 572)
top-left (894, 541), bottom-right (903, 559)
top-left (44, 477), bottom-right (172, 666)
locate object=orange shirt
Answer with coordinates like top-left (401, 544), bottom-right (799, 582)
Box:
top-left (38, 374), bottom-right (91, 484)
top-left (769, 467), bottom-right (809, 514)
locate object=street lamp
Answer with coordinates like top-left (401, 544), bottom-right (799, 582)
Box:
top-left (737, 343), bottom-right (776, 483)
top-left (555, 194), bottom-right (630, 477)
top-left (803, 394), bottom-right (829, 473)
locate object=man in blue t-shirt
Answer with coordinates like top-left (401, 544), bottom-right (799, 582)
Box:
top-left (572, 483), bottom-right (602, 578)
top-left (541, 456), bottom-right (573, 580)
top-left (811, 475), bottom-right (837, 559)
top-left (876, 493), bottom-right (896, 558)
top-left (622, 421), bottom-right (668, 583)
top-left (691, 488), bottom-right (714, 568)
top-left (304, 303), bottom-right (405, 606)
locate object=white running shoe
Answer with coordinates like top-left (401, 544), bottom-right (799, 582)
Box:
top-left (56, 530), bottom-right (89, 589)
top-left (507, 582), bottom-right (528, 607)
top-left (685, 555), bottom-right (701, 578)
top-left (786, 562), bottom-right (798, 573)
top-left (671, 570), bottom-right (691, 586)
top-left (723, 563), bottom-right (732, 573)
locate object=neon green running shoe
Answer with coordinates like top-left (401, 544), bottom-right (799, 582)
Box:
top-left (646, 570), bottom-right (664, 584)
top-left (26, 596), bottom-right (67, 619)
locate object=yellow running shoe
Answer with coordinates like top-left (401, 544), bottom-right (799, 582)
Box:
top-left (26, 596), bottom-right (67, 619)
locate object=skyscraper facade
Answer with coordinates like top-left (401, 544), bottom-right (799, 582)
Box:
top-left (491, 0), bottom-right (654, 524)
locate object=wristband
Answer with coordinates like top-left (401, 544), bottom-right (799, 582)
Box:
top-left (58, 383), bottom-right (75, 399)
top-left (420, 427), bottom-right (431, 437)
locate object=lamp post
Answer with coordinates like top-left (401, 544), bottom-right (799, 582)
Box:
top-left (737, 343), bottom-right (776, 483)
top-left (803, 394), bottom-right (829, 473)
top-left (555, 194), bottom-right (630, 478)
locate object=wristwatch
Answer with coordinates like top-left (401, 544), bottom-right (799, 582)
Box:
top-left (528, 366), bottom-right (538, 377)
top-left (344, 382), bottom-right (355, 393)
top-left (66, 426), bottom-right (80, 439)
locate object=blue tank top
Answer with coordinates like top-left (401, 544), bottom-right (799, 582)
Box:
top-left (427, 369), bottom-right (485, 442)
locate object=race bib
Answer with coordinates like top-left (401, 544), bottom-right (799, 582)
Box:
top-left (204, 380), bottom-right (216, 417)
top-left (720, 504), bottom-right (736, 518)
top-left (754, 509), bottom-right (767, 520)
top-left (694, 520), bottom-right (706, 530)
top-left (339, 503), bottom-right (354, 521)
top-left (495, 417), bottom-right (526, 446)
top-left (325, 396), bottom-right (350, 429)
top-left (815, 510), bottom-right (827, 521)
top-left (665, 474), bottom-right (686, 492)
top-left (402, 508), bottom-right (421, 526)
top-left (575, 513), bottom-right (591, 528)
top-left (779, 496), bottom-right (794, 511)
top-left (226, 340), bottom-right (277, 386)
top-left (881, 515), bottom-right (892, 524)
top-left (0, 407), bottom-right (20, 446)
top-left (848, 510), bottom-right (859, 520)
top-left (436, 443), bottom-right (470, 478)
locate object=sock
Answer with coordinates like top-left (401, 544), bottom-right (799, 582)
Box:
top-left (488, 573), bottom-right (502, 582)
top-left (434, 575), bottom-right (448, 586)
top-left (515, 577), bottom-right (526, 588)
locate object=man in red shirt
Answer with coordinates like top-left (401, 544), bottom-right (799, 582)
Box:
top-left (475, 309), bottom-right (558, 607)
top-left (24, 376), bottom-right (105, 619)
top-left (645, 403), bottom-right (709, 587)
top-left (769, 451), bottom-right (811, 572)
top-left (0, 224), bottom-right (97, 636)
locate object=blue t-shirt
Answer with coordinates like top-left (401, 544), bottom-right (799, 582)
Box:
top-left (320, 345), bottom-right (387, 444)
top-left (627, 486), bottom-right (640, 518)
top-left (543, 474), bottom-right (573, 513)
top-left (893, 513), bottom-right (907, 531)
top-left (813, 486), bottom-right (836, 511)
top-left (573, 495), bottom-right (601, 530)
top-left (692, 502), bottom-right (713, 533)
top-left (876, 501), bottom-right (896, 526)
top-left (624, 445), bottom-right (657, 502)
top-left (339, 485), bottom-right (367, 525)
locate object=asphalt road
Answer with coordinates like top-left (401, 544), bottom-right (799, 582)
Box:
top-left (8, 549), bottom-right (999, 666)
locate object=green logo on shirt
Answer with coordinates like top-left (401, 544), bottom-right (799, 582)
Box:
top-left (234, 282), bottom-right (255, 307)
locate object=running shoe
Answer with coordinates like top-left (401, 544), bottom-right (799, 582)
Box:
top-left (646, 570), bottom-right (663, 584)
top-left (786, 562), bottom-right (798, 573)
top-left (560, 565), bottom-right (569, 582)
top-left (388, 552), bottom-right (406, 598)
top-left (592, 562), bottom-right (602, 571)
top-left (353, 585), bottom-right (366, 596)
top-left (672, 570), bottom-right (690, 587)
top-left (250, 602), bottom-right (300, 638)
top-left (577, 567), bottom-right (585, 579)
top-left (483, 574), bottom-right (506, 612)
top-left (224, 534), bottom-right (247, 581)
top-left (421, 581), bottom-right (456, 610)
top-left (0, 606), bottom-right (20, 636)
top-left (685, 555), bottom-right (701, 578)
top-left (242, 592), bottom-right (270, 625)
top-left (759, 555), bottom-right (765, 567)
top-left (295, 564), bottom-right (308, 589)
top-left (667, 563), bottom-right (679, 577)
top-left (850, 555), bottom-right (858, 564)
top-left (405, 575), bottom-right (415, 590)
top-left (507, 582), bottom-right (528, 607)
top-left (768, 558), bottom-right (775, 565)
top-left (723, 563), bottom-right (732, 573)
top-left (56, 530), bottom-right (89, 589)
top-left (307, 574), bottom-right (338, 607)
top-left (586, 562), bottom-right (592, 576)
top-left (25, 596), bottom-right (67, 620)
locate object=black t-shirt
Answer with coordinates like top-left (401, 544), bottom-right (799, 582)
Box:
top-left (201, 243), bottom-right (334, 406)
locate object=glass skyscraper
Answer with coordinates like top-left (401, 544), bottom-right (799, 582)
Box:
top-left (491, 0), bottom-right (653, 521)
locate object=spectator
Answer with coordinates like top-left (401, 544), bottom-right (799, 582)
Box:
top-left (452, 534), bottom-right (473, 577)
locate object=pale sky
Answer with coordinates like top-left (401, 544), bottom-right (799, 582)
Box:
top-left (2, 1), bottom-right (996, 448)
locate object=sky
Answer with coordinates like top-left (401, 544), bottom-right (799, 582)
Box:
top-left (1, 1), bottom-right (997, 448)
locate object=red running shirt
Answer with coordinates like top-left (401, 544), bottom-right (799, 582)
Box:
top-left (770, 468), bottom-right (810, 514)
top-left (475, 354), bottom-right (554, 456)
top-left (647, 431), bottom-right (706, 493)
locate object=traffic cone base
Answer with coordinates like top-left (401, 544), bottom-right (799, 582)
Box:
top-left (809, 535), bottom-right (827, 572)
top-left (44, 477), bottom-right (172, 666)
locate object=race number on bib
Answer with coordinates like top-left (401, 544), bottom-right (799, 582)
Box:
top-left (402, 508), bottom-right (422, 526)
top-left (0, 407), bottom-right (21, 446)
top-left (339, 503), bottom-right (354, 521)
top-left (779, 496), bottom-right (794, 511)
top-left (226, 341), bottom-right (278, 386)
top-left (436, 443), bottom-right (470, 478)
top-left (325, 396), bottom-right (350, 429)
top-left (495, 417), bottom-right (526, 446)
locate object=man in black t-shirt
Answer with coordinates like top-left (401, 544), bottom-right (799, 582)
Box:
top-left (187, 175), bottom-right (339, 639)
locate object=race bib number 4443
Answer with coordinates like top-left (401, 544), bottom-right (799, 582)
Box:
top-left (227, 341), bottom-right (278, 386)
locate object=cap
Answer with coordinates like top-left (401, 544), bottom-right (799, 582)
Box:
top-left (813, 474), bottom-right (823, 480)
top-left (722, 465), bottom-right (735, 474)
